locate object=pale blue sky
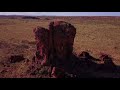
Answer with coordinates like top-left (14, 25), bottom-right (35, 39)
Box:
top-left (0, 12), bottom-right (120, 16)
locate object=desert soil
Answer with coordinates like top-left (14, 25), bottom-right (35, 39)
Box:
top-left (0, 16), bottom-right (120, 77)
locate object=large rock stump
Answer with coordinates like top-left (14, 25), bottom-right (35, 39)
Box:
top-left (49, 21), bottom-right (76, 67)
top-left (33, 21), bottom-right (76, 78)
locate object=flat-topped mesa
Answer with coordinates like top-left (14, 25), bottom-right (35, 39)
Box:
top-left (49, 21), bottom-right (76, 61)
top-left (33, 26), bottom-right (49, 65)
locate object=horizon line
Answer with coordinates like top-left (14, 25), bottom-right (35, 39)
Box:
top-left (0, 12), bottom-right (120, 16)
top-left (0, 15), bottom-right (120, 17)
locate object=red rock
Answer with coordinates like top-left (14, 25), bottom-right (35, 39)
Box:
top-left (49, 21), bottom-right (76, 63)
top-left (99, 54), bottom-right (116, 71)
top-left (49, 21), bottom-right (76, 78)
top-left (33, 26), bottom-right (49, 66)
top-left (51, 67), bottom-right (65, 78)
top-left (99, 54), bottom-right (112, 62)
top-left (79, 51), bottom-right (90, 59)
top-left (33, 21), bottom-right (76, 78)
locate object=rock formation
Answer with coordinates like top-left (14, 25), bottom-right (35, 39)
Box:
top-left (33, 21), bottom-right (76, 78)
top-left (99, 54), bottom-right (116, 72)
top-left (33, 26), bottom-right (49, 66)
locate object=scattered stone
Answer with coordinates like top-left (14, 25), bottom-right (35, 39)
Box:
top-left (9, 55), bottom-right (25, 63)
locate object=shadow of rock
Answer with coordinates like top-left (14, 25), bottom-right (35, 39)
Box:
top-left (32, 21), bottom-right (120, 78)
top-left (60, 52), bottom-right (119, 78)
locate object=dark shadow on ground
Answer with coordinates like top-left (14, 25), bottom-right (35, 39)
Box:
top-left (55, 51), bottom-right (120, 78)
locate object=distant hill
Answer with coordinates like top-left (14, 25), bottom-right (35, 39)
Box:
top-left (0, 15), bottom-right (40, 19)
top-left (0, 15), bottom-right (120, 21)
top-left (22, 16), bottom-right (40, 19)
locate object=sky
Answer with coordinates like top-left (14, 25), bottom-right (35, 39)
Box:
top-left (0, 12), bottom-right (120, 16)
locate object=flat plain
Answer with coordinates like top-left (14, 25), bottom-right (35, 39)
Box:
top-left (0, 16), bottom-right (120, 78)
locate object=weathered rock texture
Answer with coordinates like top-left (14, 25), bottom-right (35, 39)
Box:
top-left (33, 21), bottom-right (118, 78)
top-left (33, 26), bottom-right (49, 66)
top-left (33, 21), bottom-right (76, 78)
top-left (49, 21), bottom-right (76, 67)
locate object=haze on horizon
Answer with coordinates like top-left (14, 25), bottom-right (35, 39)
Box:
top-left (0, 12), bottom-right (120, 16)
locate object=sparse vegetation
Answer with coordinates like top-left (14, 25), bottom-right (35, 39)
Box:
top-left (0, 16), bottom-right (120, 78)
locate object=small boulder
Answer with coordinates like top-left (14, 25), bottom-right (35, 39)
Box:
top-left (9, 55), bottom-right (25, 63)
